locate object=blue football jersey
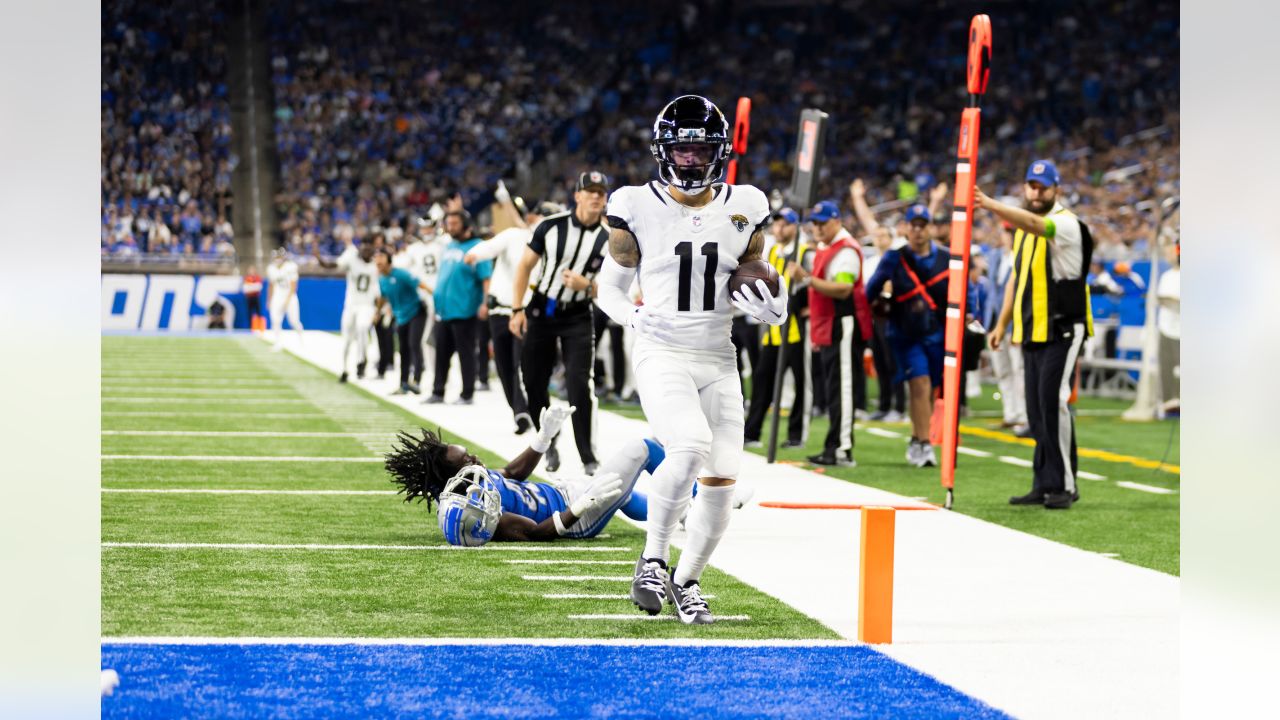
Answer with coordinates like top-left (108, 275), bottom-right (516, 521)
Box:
top-left (484, 469), bottom-right (568, 523)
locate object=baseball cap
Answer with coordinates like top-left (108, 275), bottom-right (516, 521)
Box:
top-left (904, 204), bottom-right (931, 224)
top-left (576, 170), bottom-right (610, 192)
top-left (773, 207), bottom-right (799, 224)
top-left (807, 200), bottom-right (840, 223)
top-left (534, 201), bottom-right (566, 216)
top-left (1025, 159), bottom-right (1060, 186)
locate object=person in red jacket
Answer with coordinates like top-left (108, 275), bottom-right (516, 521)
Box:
top-left (242, 266), bottom-right (263, 329)
top-left (787, 200), bottom-right (872, 467)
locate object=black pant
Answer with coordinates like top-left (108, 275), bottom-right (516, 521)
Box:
top-left (490, 313), bottom-right (528, 418)
top-left (731, 315), bottom-right (761, 391)
top-left (870, 318), bottom-right (905, 413)
top-left (744, 336), bottom-right (808, 444)
top-left (433, 318), bottom-right (479, 399)
top-left (476, 314), bottom-right (492, 385)
top-left (1023, 323), bottom-right (1086, 495)
top-left (593, 307), bottom-right (626, 396)
top-left (522, 307), bottom-right (597, 465)
top-left (245, 293), bottom-right (261, 318)
top-left (395, 310), bottom-right (426, 386)
top-left (375, 317), bottom-right (395, 376)
top-left (811, 352), bottom-right (828, 414)
top-left (819, 316), bottom-right (865, 458)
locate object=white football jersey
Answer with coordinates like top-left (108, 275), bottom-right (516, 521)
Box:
top-left (267, 260), bottom-right (299, 297)
top-left (606, 181), bottom-right (770, 351)
top-left (398, 236), bottom-right (443, 285)
top-left (336, 245), bottom-right (380, 308)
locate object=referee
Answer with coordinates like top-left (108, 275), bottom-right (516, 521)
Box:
top-left (509, 171), bottom-right (611, 474)
top-left (980, 160), bottom-right (1093, 510)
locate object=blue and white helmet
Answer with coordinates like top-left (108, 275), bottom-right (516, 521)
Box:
top-left (437, 465), bottom-right (502, 547)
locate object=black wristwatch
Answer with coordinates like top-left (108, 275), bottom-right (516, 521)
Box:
top-left (512, 307), bottom-right (524, 313)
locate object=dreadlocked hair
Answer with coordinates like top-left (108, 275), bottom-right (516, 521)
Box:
top-left (384, 427), bottom-right (453, 510)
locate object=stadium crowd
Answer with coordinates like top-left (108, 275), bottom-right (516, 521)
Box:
top-left (101, 0), bottom-right (236, 262)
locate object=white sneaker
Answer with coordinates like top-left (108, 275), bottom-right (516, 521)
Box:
top-left (744, 440), bottom-right (764, 449)
top-left (905, 440), bottom-right (920, 465)
top-left (883, 410), bottom-right (906, 423)
top-left (919, 442), bottom-right (937, 467)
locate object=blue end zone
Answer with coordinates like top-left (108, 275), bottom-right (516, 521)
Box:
top-left (102, 643), bottom-right (1010, 719)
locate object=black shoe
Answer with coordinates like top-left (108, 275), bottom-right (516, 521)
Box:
top-left (452, 396), bottom-right (474, 406)
top-left (356, 361), bottom-right (367, 379)
top-left (406, 383), bottom-right (421, 395)
top-left (376, 371), bottom-right (386, 380)
top-left (807, 452), bottom-right (856, 468)
top-left (869, 410), bottom-right (889, 421)
top-left (545, 446), bottom-right (561, 473)
top-left (338, 372), bottom-right (348, 383)
top-left (782, 440), bottom-right (804, 449)
top-left (630, 557), bottom-right (669, 616)
top-left (514, 413), bottom-right (534, 435)
top-left (1044, 491), bottom-right (1075, 509)
top-left (423, 394), bottom-right (445, 404)
top-left (478, 382), bottom-right (491, 392)
top-left (1009, 491), bottom-right (1046, 506)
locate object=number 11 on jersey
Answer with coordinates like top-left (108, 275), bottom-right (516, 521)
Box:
top-left (676, 241), bottom-right (718, 311)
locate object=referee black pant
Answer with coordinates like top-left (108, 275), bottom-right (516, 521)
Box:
top-left (432, 318), bottom-right (479, 400)
top-left (744, 334), bottom-right (808, 445)
top-left (593, 307), bottom-right (626, 397)
top-left (522, 304), bottom-right (597, 465)
top-left (395, 310), bottom-right (426, 387)
top-left (490, 313), bottom-right (528, 419)
top-left (819, 316), bottom-right (865, 459)
top-left (1022, 323), bottom-right (1086, 496)
top-left (375, 316), bottom-right (395, 377)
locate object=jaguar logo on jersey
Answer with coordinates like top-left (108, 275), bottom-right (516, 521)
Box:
top-left (730, 214), bottom-right (749, 232)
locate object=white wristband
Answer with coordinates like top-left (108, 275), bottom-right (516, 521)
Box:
top-left (530, 437), bottom-right (551, 454)
top-left (552, 511), bottom-right (570, 536)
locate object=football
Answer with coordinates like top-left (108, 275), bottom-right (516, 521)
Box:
top-left (730, 259), bottom-right (781, 301)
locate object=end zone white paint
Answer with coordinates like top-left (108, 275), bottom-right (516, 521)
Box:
top-left (567, 614), bottom-right (751, 622)
top-left (102, 636), bottom-right (846, 647)
top-left (103, 542), bottom-right (635, 553)
top-left (102, 455), bottom-right (383, 462)
top-left (505, 560), bottom-right (633, 565)
top-left (521, 575), bottom-right (632, 582)
top-left (270, 330), bottom-right (1180, 720)
top-left (102, 488), bottom-right (396, 496)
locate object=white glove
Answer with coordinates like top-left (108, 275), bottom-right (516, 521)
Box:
top-left (627, 305), bottom-right (676, 343)
top-left (730, 278), bottom-right (789, 326)
top-left (569, 472), bottom-right (625, 516)
top-left (530, 404), bottom-right (575, 453)
top-left (495, 179), bottom-right (511, 204)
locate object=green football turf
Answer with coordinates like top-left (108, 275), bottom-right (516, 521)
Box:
top-left (602, 374), bottom-right (1180, 576)
top-left (101, 336), bottom-right (838, 640)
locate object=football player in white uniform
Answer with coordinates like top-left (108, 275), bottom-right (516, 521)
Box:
top-left (266, 248), bottom-right (305, 350)
top-left (317, 238), bottom-right (381, 382)
top-left (397, 217), bottom-right (444, 372)
top-left (595, 95), bottom-right (789, 624)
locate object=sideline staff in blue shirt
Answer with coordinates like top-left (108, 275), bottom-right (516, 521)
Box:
top-left (427, 210), bottom-right (492, 405)
top-left (375, 250), bottom-right (430, 395)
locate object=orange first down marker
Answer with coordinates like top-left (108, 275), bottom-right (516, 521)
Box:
top-left (858, 506), bottom-right (896, 644)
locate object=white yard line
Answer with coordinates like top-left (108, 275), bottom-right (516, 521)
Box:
top-left (102, 455), bottom-right (382, 462)
top-left (102, 411), bottom-right (328, 419)
top-left (504, 560), bottom-right (633, 565)
top-left (567, 614), bottom-right (751, 621)
top-left (1115, 481), bottom-right (1177, 495)
top-left (102, 636), bottom-right (844, 647)
top-left (102, 430), bottom-right (392, 438)
top-left (102, 387), bottom-right (292, 395)
top-left (521, 575), bottom-right (632, 582)
top-left (543, 593), bottom-right (716, 600)
top-left (103, 542), bottom-right (634, 553)
top-left (955, 446), bottom-right (993, 458)
top-left (998, 455), bottom-right (1034, 468)
top-left (103, 488), bottom-right (395, 496)
top-left (865, 427), bottom-right (904, 439)
top-left (1078, 470), bottom-right (1108, 481)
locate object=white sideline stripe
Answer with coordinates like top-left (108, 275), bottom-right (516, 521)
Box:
top-left (505, 560), bottom-right (633, 566)
top-left (1115, 481), bottom-right (1177, 495)
top-left (102, 636), bottom-right (845, 647)
top-left (543, 593), bottom-right (717, 600)
top-left (102, 455), bottom-right (382, 462)
top-left (103, 542), bottom-right (635, 553)
top-left (955, 446), bottom-right (993, 458)
top-left (103, 488), bottom-right (395, 496)
top-left (102, 397), bottom-right (310, 404)
top-left (102, 411), bottom-right (329, 418)
top-left (102, 387), bottom-right (288, 395)
top-left (1078, 470), bottom-right (1107, 481)
top-left (865, 427), bottom-right (903, 439)
top-left (521, 575), bottom-right (632, 582)
top-left (568, 614), bottom-right (751, 622)
top-left (102, 430), bottom-right (392, 438)
top-left (999, 455), bottom-right (1034, 468)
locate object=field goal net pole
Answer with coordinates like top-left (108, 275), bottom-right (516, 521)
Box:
top-left (767, 109), bottom-right (829, 464)
top-left (1122, 195), bottom-right (1180, 421)
top-left (940, 15), bottom-right (992, 509)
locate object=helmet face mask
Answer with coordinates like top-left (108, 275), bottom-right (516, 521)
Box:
top-left (436, 465), bottom-right (502, 547)
top-left (651, 95), bottom-right (732, 193)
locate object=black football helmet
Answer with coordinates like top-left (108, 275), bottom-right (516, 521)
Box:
top-left (650, 95), bottom-right (732, 193)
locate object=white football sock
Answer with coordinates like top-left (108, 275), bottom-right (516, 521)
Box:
top-left (640, 449), bottom-right (701, 563)
top-left (673, 482), bottom-right (735, 587)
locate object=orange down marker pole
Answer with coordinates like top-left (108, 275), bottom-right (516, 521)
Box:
top-left (857, 506), bottom-right (896, 644)
top-left (725, 96), bottom-right (751, 184)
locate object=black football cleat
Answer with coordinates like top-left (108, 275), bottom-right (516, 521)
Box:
top-left (630, 557), bottom-right (668, 616)
top-left (1009, 491), bottom-right (1046, 506)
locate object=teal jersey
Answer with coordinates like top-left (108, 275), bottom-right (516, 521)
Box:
top-left (435, 238), bottom-right (492, 321)
top-left (378, 268), bottom-right (423, 324)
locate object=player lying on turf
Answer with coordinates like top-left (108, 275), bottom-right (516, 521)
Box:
top-left (384, 405), bottom-right (665, 545)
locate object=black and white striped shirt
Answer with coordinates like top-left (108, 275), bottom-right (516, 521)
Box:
top-left (527, 211), bottom-right (609, 305)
